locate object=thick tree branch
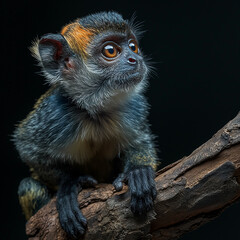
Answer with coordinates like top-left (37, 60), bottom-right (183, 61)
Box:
top-left (26, 112), bottom-right (240, 240)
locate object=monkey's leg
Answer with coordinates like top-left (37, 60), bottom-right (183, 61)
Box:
top-left (18, 177), bottom-right (50, 220)
top-left (56, 175), bottom-right (97, 238)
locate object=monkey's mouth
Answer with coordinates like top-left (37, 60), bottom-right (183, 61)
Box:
top-left (114, 71), bottom-right (143, 88)
top-left (129, 72), bottom-right (142, 80)
top-left (129, 72), bottom-right (143, 84)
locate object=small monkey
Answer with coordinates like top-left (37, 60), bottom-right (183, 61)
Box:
top-left (14, 11), bottom-right (158, 238)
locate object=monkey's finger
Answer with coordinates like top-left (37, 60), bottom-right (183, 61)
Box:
top-left (130, 195), bottom-right (138, 214)
top-left (113, 180), bottom-right (123, 191)
top-left (57, 195), bottom-right (85, 237)
top-left (70, 190), bottom-right (87, 227)
top-left (65, 195), bottom-right (86, 236)
top-left (66, 210), bottom-right (85, 237)
top-left (112, 173), bottom-right (125, 191)
top-left (151, 184), bottom-right (157, 200)
top-left (143, 194), bottom-right (153, 212)
top-left (131, 196), bottom-right (145, 215)
top-left (140, 168), bottom-right (152, 194)
top-left (113, 173), bottom-right (126, 191)
top-left (128, 168), bottom-right (143, 197)
top-left (57, 196), bottom-right (68, 225)
top-left (145, 167), bottom-right (157, 199)
top-left (136, 197), bottom-right (144, 215)
top-left (146, 166), bottom-right (156, 187)
top-left (59, 206), bottom-right (73, 236)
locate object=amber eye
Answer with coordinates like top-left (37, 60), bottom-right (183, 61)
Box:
top-left (102, 44), bottom-right (119, 59)
top-left (129, 40), bottom-right (138, 53)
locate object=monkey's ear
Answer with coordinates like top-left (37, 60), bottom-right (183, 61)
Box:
top-left (38, 33), bottom-right (73, 77)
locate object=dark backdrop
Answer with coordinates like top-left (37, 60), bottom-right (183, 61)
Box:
top-left (2, 0), bottom-right (240, 239)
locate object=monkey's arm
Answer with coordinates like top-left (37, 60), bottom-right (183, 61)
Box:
top-left (113, 125), bottom-right (158, 215)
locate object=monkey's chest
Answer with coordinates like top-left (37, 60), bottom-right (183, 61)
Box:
top-left (66, 138), bottom-right (119, 163)
top-left (62, 112), bottom-right (128, 181)
top-left (65, 138), bottom-right (121, 182)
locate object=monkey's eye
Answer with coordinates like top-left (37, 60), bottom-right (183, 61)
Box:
top-left (102, 43), bottom-right (120, 59)
top-left (128, 40), bottom-right (138, 54)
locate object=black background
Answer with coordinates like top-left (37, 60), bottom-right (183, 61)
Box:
top-left (2, 0), bottom-right (240, 239)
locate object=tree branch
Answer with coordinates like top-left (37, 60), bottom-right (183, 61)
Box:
top-left (26, 112), bottom-right (240, 240)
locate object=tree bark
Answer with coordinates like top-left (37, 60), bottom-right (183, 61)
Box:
top-left (26, 112), bottom-right (240, 240)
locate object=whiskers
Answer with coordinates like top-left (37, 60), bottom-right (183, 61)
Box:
top-left (129, 12), bottom-right (146, 40)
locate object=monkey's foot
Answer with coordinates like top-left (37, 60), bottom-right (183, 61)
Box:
top-left (57, 175), bottom-right (97, 238)
top-left (113, 166), bottom-right (157, 215)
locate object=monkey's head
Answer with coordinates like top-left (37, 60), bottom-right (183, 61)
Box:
top-left (32, 11), bottom-right (149, 114)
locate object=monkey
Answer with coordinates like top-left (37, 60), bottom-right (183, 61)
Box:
top-left (13, 11), bottom-right (158, 238)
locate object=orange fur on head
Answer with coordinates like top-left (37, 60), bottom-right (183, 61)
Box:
top-left (61, 22), bottom-right (95, 58)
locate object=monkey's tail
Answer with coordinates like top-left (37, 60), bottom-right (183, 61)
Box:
top-left (18, 177), bottom-right (50, 220)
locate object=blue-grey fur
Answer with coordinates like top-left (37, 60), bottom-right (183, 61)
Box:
top-left (14, 86), bottom-right (157, 180)
top-left (14, 11), bottom-right (158, 238)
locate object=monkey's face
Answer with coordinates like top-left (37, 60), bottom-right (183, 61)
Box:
top-left (86, 31), bottom-right (148, 90)
top-left (64, 31), bottom-right (149, 113)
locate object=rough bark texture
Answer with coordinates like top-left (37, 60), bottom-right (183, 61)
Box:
top-left (26, 112), bottom-right (240, 240)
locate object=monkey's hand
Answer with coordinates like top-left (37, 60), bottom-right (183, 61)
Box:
top-left (113, 166), bottom-right (157, 215)
top-left (57, 175), bottom-right (97, 238)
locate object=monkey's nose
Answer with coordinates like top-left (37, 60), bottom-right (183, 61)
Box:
top-left (128, 57), bottom-right (137, 64)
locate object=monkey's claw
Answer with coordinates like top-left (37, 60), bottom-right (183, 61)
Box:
top-left (113, 173), bottom-right (126, 191)
top-left (128, 166), bottom-right (157, 215)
